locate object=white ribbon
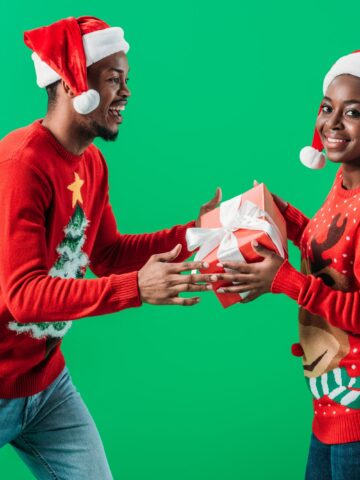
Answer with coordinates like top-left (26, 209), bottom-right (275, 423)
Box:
top-left (186, 195), bottom-right (286, 300)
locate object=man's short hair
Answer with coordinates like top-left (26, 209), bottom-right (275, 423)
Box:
top-left (46, 80), bottom-right (61, 108)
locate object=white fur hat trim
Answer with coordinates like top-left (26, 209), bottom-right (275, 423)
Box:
top-left (323, 52), bottom-right (360, 93)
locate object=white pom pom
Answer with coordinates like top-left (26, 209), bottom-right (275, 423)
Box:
top-left (73, 89), bottom-right (100, 115)
top-left (300, 146), bottom-right (326, 170)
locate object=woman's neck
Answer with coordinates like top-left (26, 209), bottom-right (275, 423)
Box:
top-left (341, 162), bottom-right (360, 190)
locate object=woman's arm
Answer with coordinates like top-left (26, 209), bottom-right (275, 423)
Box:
top-left (282, 203), bottom-right (310, 247)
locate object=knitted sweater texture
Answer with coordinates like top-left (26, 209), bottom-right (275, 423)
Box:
top-left (272, 168), bottom-right (360, 443)
top-left (0, 120), bottom-right (193, 398)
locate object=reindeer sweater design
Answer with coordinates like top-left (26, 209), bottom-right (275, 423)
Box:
top-left (271, 168), bottom-right (360, 444)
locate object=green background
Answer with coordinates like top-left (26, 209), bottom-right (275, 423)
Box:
top-left (0, 1), bottom-right (358, 479)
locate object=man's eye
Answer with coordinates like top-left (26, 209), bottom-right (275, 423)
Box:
top-left (346, 109), bottom-right (360, 118)
top-left (321, 104), bottom-right (332, 113)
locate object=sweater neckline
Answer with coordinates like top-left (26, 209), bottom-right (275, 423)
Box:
top-left (335, 167), bottom-right (360, 198)
top-left (34, 119), bottom-right (85, 164)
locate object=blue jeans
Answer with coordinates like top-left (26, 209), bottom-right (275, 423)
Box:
top-left (306, 433), bottom-right (360, 480)
top-left (0, 366), bottom-right (113, 479)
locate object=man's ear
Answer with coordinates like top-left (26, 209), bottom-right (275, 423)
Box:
top-left (61, 80), bottom-right (75, 98)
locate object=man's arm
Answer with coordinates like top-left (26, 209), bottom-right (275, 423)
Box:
top-left (89, 193), bottom-right (195, 277)
top-left (0, 159), bottom-right (212, 323)
top-left (90, 150), bottom-right (222, 277)
top-left (0, 159), bottom-right (142, 323)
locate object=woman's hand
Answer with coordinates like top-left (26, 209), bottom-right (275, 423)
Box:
top-left (213, 241), bottom-right (285, 303)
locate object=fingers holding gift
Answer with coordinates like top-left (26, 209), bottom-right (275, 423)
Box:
top-left (172, 283), bottom-right (212, 294)
top-left (217, 282), bottom-right (259, 294)
top-left (214, 241), bottom-right (285, 295)
top-left (172, 260), bottom-right (210, 273)
top-left (241, 291), bottom-right (263, 303)
top-left (168, 296), bottom-right (201, 306)
top-left (215, 261), bottom-right (254, 274)
top-left (202, 187), bottom-right (222, 211)
top-left (175, 273), bottom-right (216, 285)
top-left (199, 187), bottom-right (222, 213)
top-left (212, 269), bottom-right (258, 283)
top-left (138, 247), bottom-right (212, 306)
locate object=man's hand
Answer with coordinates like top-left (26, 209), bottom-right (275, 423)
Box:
top-left (138, 244), bottom-right (214, 306)
top-left (212, 241), bottom-right (285, 302)
top-left (253, 180), bottom-right (288, 213)
top-left (196, 187), bottom-right (222, 227)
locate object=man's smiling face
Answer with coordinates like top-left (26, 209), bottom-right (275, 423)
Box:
top-left (85, 51), bottom-right (131, 141)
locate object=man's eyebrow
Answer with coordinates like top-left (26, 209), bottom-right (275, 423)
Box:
top-left (106, 67), bottom-right (130, 74)
top-left (322, 96), bottom-right (360, 104)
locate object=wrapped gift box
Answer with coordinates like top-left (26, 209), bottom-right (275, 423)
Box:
top-left (186, 183), bottom-right (288, 308)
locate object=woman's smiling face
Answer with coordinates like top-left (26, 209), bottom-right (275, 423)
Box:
top-left (316, 74), bottom-right (360, 166)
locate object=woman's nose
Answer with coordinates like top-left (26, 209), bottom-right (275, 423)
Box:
top-left (326, 110), bottom-right (343, 129)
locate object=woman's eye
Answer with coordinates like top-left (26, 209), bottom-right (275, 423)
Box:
top-left (346, 109), bottom-right (360, 118)
top-left (321, 104), bottom-right (332, 114)
top-left (108, 77), bottom-right (120, 84)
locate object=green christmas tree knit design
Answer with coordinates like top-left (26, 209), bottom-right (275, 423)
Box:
top-left (9, 204), bottom-right (90, 339)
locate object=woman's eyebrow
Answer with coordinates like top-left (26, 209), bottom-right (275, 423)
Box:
top-left (323, 96), bottom-right (360, 104)
top-left (343, 99), bottom-right (360, 105)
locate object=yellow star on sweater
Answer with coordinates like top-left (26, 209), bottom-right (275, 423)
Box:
top-left (67, 173), bottom-right (84, 208)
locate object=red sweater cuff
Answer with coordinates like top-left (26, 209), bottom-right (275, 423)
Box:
top-left (109, 271), bottom-right (142, 309)
top-left (175, 220), bottom-right (196, 260)
top-left (271, 259), bottom-right (308, 300)
top-left (177, 220), bottom-right (196, 241)
top-left (283, 203), bottom-right (308, 225)
top-left (282, 203), bottom-right (309, 246)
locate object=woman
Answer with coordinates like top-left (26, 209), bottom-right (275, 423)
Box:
top-left (214, 52), bottom-right (360, 479)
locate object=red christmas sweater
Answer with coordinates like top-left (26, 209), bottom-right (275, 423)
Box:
top-left (271, 167), bottom-right (360, 444)
top-left (0, 120), bottom-right (194, 399)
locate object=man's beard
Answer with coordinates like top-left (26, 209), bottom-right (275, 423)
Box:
top-left (90, 120), bottom-right (119, 141)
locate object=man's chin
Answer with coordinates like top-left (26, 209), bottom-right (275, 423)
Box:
top-left (91, 121), bottom-right (119, 142)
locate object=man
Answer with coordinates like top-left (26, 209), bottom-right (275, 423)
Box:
top-left (0, 16), bottom-right (220, 479)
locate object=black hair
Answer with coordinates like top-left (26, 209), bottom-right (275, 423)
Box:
top-left (45, 80), bottom-right (61, 109)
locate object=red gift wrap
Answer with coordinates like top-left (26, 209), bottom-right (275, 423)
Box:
top-left (187, 183), bottom-right (288, 308)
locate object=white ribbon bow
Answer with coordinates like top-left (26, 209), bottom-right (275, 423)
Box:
top-left (186, 195), bottom-right (286, 299)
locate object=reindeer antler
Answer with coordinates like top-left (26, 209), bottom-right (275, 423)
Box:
top-left (310, 213), bottom-right (347, 273)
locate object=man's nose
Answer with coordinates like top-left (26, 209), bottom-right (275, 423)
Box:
top-left (119, 82), bottom-right (131, 98)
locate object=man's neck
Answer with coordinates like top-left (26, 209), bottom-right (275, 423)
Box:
top-left (42, 110), bottom-right (94, 156)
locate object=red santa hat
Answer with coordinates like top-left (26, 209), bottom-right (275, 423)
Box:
top-left (300, 50), bottom-right (360, 169)
top-left (24, 16), bottom-right (130, 115)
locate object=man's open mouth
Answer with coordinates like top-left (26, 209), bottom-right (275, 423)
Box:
top-left (108, 103), bottom-right (126, 123)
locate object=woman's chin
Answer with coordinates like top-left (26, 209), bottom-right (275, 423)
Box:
top-left (325, 151), bottom-right (347, 164)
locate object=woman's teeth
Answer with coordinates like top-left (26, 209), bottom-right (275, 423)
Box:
top-left (327, 137), bottom-right (348, 143)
